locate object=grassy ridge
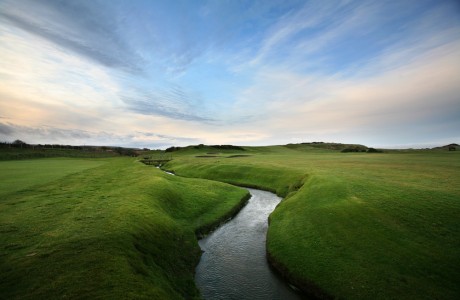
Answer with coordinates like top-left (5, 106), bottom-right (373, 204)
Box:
top-left (164, 146), bottom-right (460, 299)
top-left (163, 145), bottom-right (306, 196)
top-left (1, 158), bottom-right (249, 299)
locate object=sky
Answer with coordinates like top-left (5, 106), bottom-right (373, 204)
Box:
top-left (0, 0), bottom-right (459, 149)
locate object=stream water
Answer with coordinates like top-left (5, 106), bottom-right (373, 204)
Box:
top-left (195, 188), bottom-right (301, 300)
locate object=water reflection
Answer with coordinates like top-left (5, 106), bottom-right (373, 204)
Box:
top-left (195, 188), bottom-right (301, 300)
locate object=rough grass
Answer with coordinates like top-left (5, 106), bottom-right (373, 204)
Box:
top-left (164, 147), bottom-right (460, 299)
top-left (0, 158), bottom-right (248, 299)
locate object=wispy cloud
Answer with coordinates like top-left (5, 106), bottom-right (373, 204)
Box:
top-left (0, 0), bottom-right (143, 73)
top-left (120, 83), bottom-right (216, 122)
top-left (249, 0), bottom-right (347, 66)
top-left (217, 0), bottom-right (460, 147)
top-left (235, 0), bottom-right (460, 76)
top-left (0, 122), bottom-right (199, 148)
top-left (121, 95), bottom-right (214, 123)
top-left (232, 38), bottom-right (460, 145)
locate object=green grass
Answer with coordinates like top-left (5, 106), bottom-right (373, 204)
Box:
top-left (0, 158), bottom-right (106, 197)
top-left (164, 146), bottom-right (460, 299)
top-left (1, 158), bottom-right (248, 299)
top-left (3, 147), bottom-right (459, 299)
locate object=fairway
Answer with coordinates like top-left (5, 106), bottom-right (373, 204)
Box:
top-left (0, 158), bottom-right (106, 197)
top-left (164, 146), bottom-right (460, 299)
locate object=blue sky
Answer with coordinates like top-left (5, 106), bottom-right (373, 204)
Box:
top-left (0, 0), bottom-right (459, 148)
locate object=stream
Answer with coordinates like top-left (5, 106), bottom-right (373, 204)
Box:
top-left (195, 188), bottom-right (301, 300)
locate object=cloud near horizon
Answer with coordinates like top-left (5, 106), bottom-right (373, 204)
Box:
top-left (0, 0), bottom-right (459, 149)
top-left (0, 122), bottom-right (199, 149)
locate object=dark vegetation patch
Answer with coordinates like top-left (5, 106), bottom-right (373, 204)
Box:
top-left (286, 142), bottom-right (368, 152)
top-left (432, 143), bottom-right (459, 151)
top-left (341, 147), bottom-right (383, 153)
top-left (165, 146), bottom-right (182, 152)
top-left (285, 142), bottom-right (383, 153)
top-left (0, 140), bottom-right (143, 160)
top-left (340, 147), bottom-right (367, 152)
top-left (226, 155), bottom-right (252, 158)
top-left (366, 147), bottom-right (383, 153)
top-left (139, 152), bottom-right (172, 166)
top-left (210, 144), bottom-right (245, 151)
top-left (195, 155), bottom-right (219, 158)
top-left (166, 144), bottom-right (245, 152)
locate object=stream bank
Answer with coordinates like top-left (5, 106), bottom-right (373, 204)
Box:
top-left (195, 188), bottom-right (302, 300)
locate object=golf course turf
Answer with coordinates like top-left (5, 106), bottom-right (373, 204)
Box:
top-left (164, 145), bottom-right (460, 299)
top-left (1, 144), bottom-right (459, 299)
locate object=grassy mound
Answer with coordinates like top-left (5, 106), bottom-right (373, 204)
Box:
top-left (164, 147), bottom-right (460, 299)
top-left (0, 158), bottom-right (248, 299)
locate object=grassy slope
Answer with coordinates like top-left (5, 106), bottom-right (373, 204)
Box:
top-left (163, 145), bottom-right (306, 196)
top-left (0, 158), bottom-right (248, 299)
top-left (164, 146), bottom-right (460, 299)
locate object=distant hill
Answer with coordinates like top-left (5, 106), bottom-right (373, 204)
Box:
top-left (165, 144), bottom-right (245, 153)
top-left (285, 142), bottom-right (369, 152)
top-left (0, 141), bottom-right (147, 160)
top-left (432, 143), bottom-right (459, 151)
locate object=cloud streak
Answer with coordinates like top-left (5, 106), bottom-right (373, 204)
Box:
top-left (0, 122), bottom-right (198, 148)
top-left (0, 0), bottom-right (143, 73)
top-left (121, 94), bottom-right (214, 123)
top-left (234, 39), bottom-right (460, 145)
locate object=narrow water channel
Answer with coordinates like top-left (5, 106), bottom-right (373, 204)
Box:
top-left (195, 188), bottom-right (301, 300)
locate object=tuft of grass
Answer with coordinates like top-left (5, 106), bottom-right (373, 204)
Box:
top-left (1, 158), bottom-right (248, 299)
top-left (164, 147), bottom-right (460, 299)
